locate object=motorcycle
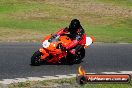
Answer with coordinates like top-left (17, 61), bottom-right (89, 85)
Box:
top-left (31, 34), bottom-right (94, 66)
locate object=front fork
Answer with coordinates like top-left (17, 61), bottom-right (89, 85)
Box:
top-left (39, 48), bottom-right (49, 60)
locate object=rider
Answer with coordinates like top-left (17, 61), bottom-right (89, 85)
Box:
top-left (53, 19), bottom-right (86, 55)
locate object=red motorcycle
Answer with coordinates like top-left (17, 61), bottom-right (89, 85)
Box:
top-left (31, 34), bottom-right (94, 65)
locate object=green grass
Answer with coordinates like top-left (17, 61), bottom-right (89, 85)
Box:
top-left (8, 78), bottom-right (132, 88)
top-left (0, 19), bottom-right (66, 32)
top-left (81, 83), bottom-right (132, 88)
top-left (0, 0), bottom-right (131, 43)
top-left (86, 19), bottom-right (132, 43)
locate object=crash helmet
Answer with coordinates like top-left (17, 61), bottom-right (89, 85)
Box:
top-left (69, 19), bottom-right (81, 33)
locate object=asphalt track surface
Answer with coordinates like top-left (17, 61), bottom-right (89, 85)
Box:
top-left (0, 43), bottom-right (132, 80)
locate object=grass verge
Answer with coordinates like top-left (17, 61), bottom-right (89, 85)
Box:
top-left (0, 0), bottom-right (131, 43)
top-left (8, 77), bottom-right (132, 88)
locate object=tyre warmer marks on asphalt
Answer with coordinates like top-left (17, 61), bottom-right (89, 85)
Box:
top-left (0, 71), bottom-right (132, 85)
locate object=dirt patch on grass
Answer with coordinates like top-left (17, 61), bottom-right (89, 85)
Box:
top-left (9, 11), bottom-right (50, 20)
top-left (43, 0), bottom-right (132, 25)
top-left (0, 28), bottom-right (45, 42)
top-left (9, 0), bottom-right (132, 25)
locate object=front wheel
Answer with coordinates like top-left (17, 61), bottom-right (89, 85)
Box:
top-left (31, 51), bottom-right (42, 66)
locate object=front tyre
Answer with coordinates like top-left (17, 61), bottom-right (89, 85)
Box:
top-left (31, 51), bottom-right (42, 66)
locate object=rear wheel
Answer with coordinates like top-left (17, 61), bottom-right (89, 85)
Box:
top-left (31, 51), bottom-right (42, 66)
top-left (67, 48), bottom-right (85, 65)
top-left (78, 48), bottom-right (85, 59)
top-left (74, 48), bottom-right (85, 64)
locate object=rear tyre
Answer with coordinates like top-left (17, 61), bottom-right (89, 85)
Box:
top-left (31, 51), bottom-right (42, 66)
top-left (67, 48), bottom-right (85, 65)
top-left (75, 48), bottom-right (85, 64)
